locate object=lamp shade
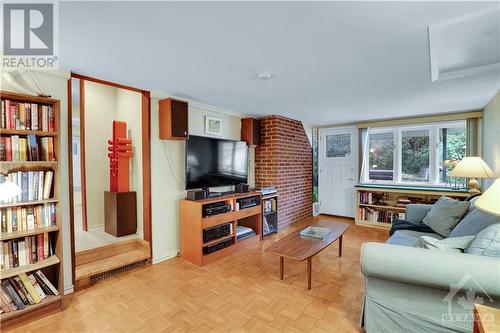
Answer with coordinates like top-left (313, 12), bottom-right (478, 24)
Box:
top-left (449, 157), bottom-right (495, 178)
top-left (475, 178), bottom-right (500, 216)
top-left (0, 179), bottom-right (22, 201)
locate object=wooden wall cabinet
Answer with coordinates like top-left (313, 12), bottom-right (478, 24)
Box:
top-left (159, 98), bottom-right (188, 140)
top-left (241, 118), bottom-right (261, 146)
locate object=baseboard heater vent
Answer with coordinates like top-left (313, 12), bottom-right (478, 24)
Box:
top-left (90, 260), bottom-right (147, 283)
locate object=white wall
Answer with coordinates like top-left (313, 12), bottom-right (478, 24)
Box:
top-left (84, 82), bottom-right (143, 233)
top-left (150, 94), bottom-right (247, 263)
top-left (483, 90), bottom-right (500, 189)
top-left (1, 70), bottom-right (74, 294)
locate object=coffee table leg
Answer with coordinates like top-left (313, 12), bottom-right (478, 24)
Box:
top-left (307, 257), bottom-right (312, 290)
top-left (339, 235), bottom-right (343, 257)
top-left (280, 256), bottom-right (284, 280)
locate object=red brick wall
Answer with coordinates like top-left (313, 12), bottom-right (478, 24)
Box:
top-left (255, 115), bottom-right (312, 228)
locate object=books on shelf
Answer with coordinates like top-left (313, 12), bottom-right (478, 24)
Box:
top-left (0, 135), bottom-right (54, 162)
top-left (263, 198), bottom-right (277, 214)
top-left (358, 207), bottom-right (404, 224)
top-left (1, 99), bottom-right (55, 132)
top-left (1, 203), bottom-right (57, 233)
top-left (1, 170), bottom-right (54, 204)
top-left (1, 233), bottom-right (54, 269)
top-left (0, 270), bottom-right (59, 314)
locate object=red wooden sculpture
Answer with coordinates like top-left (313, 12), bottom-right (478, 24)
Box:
top-left (108, 121), bottom-right (133, 192)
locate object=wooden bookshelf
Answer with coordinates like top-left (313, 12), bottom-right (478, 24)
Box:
top-left (180, 192), bottom-right (262, 266)
top-left (355, 184), bottom-right (470, 229)
top-left (0, 91), bottom-right (63, 326)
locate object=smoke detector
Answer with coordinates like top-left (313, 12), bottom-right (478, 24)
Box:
top-left (256, 72), bottom-right (272, 80)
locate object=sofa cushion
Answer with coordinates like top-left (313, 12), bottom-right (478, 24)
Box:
top-left (422, 196), bottom-right (470, 237)
top-left (415, 235), bottom-right (475, 253)
top-left (467, 224), bottom-right (500, 257)
top-left (387, 230), bottom-right (443, 247)
top-left (449, 207), bottom-right (500, 237)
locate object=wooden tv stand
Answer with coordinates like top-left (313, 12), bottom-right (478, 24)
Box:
top-left (180, 191), bottom-right (262, 266)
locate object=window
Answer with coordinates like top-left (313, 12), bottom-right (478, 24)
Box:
top-left (326, 134), bottom-right (351, 157)
top-left (362, 120), bottom-right (466, 186)
top-left (369, 132), bottom-right (394, 181)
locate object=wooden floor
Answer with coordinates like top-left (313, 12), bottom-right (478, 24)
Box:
top-left (7, 215), bottom-right (388, 333)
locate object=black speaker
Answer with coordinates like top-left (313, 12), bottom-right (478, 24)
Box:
top-left (235, 183), bottom-right (249, 193)
top-left (187, 189), bottom-right (206, 201)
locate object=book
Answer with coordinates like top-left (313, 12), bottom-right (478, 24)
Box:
top-left (43, 171), bottom-right (53, 199)
top-left (28, 134), bottom-right (39, 161)
top-left (18, 272), bottom-right (41, 304)
top-left (28, 274), bottom-right (46, 300)
top-left (300, 226), bottom-right (332, 239)
top-left (1, 280), bottom-right (25, 310)
top-left (8, 278), bottom-right (29, 306)
top-left (13, 275), bottom-right (34, 305)
top-left (35, 270), bottom-right (58, 296)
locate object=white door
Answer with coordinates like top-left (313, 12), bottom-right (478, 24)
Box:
top-left (319, 126), bottom-right (357, 217)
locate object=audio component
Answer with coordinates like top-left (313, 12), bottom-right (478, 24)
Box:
top-left (203, 238), bottom-right (233, 254)
top-left (186, 189), bottom-right (207, 201)
top-left (236, 196), bottom-right (260, 210)
top-left (202, 202), bottom-right (232, 217)
top-left (203, 223), bottom-right (232, 243)
top-left (235, 183), bottom-right (249, 193)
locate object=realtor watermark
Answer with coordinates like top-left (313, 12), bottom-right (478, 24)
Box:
top-left (2, 1), bottom-right (59, 70)
top-left (442, 273), bottom-right (496, 330)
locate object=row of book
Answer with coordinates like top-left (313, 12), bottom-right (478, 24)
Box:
top-left (1, 100), bottom-right (56, 132)
top-left (1, 203), bottom-right (56, 233)
top-left (1, 233), bottom-right (53, 269)
top-left (358, 208), bottom-right (405, 224)
top-left (1, 171), bottom-right (53, 204)
top-left (1, 271), bottom-right (59, 314)
top-left (0, 135), bottom-right (55, 162)
top-left (263, 198), bottom-right (277, 215)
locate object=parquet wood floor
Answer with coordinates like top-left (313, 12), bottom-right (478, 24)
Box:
top-left (7, 215), bottom-right (387, 333)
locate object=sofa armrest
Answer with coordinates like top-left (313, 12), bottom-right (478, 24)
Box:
top-left (361, 242), bottom-right (500, 298)
top-left (405, 204), bottom-right (432, 224)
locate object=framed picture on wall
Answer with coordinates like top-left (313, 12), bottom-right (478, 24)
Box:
top-left (205, 116), bottom-right (223, 136)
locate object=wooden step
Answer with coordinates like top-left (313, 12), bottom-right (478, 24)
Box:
top-left (75, 239), bottom-right (150, 289)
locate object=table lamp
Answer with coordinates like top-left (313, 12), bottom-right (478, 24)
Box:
top-left (449, 157), bottom-right (495, 193)
top-left (475, 178), bottom-right (500, 216)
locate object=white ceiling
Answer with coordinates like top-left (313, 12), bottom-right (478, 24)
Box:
top-left (59, 1), bottom-right (500, 126)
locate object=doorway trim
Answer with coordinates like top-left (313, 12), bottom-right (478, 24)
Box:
top-left (67, 73), bottom-right (152, 286)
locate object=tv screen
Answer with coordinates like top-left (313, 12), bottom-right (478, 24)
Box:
top-left (186, 135), bottom-right (248, 190)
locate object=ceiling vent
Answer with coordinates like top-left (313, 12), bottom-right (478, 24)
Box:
top-left (429, 7), bottom-right (500, 81)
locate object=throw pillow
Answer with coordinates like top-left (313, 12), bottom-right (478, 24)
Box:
top-left (467, 224), bottom-right (500, 257)
top-left (415, 235), bottom-right (475, 253)
top-left (449, 208), bottom-right (500, 237)
top-left (422, 196), bottom-right (470, 237)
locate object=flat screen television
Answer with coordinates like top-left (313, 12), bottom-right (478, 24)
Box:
top-left (186, 135), bottom-right (248, 190)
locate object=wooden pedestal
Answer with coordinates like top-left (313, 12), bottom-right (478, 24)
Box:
top-left (104, 191), bottom-right (137, 237)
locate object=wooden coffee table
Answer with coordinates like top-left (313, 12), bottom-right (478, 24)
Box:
top-left (265, 220), bottom-right (350, 289)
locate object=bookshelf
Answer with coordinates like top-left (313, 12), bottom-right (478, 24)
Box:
top-left (262, 193), bottom-right (278, 237)
top-left (355, 184), bottom-right (470, 229)
top-left (0, 91), bottom-right (63, 326)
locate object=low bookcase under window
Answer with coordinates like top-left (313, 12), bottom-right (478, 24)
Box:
top-left (355, 184), bottom-right (470, 229)
top-left (0, 91), bottom-right (63, 327)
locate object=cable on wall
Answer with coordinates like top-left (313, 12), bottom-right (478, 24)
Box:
top-left (161, 140), bottom-right (184, 190)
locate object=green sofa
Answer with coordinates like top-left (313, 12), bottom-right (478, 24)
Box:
top-left (360, 197), bottom-right (500, 333)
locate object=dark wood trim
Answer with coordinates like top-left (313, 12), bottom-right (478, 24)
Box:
top-left (71, 73), bottom-right (145, 94)
top-left (67, 78), bottom-right (76, 286)
top-left (141, 91), bottom-right (152, 256)
top-left (79, 79), bottom-right (89, 232)
top-left (67, 72), bottom-right (153, 264)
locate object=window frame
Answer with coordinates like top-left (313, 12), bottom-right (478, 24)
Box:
top-left (362, 120), bottom-right (466, 186)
